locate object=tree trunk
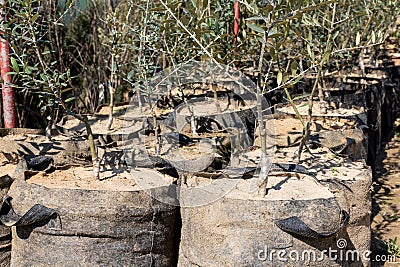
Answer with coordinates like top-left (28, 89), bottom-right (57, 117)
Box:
top-left (0, 0), bottom-right (17, 128)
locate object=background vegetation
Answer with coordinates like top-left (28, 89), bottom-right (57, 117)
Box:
top-left (0, 0), bottom-right (399, 129)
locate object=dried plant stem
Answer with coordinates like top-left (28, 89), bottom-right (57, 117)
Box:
top-left (65, 109), bottom-right (100, 179)
top-left (106, 53), bottom-right (115, 131)
top-left (283, 88), bottom-right (306, 128)
top-left (83, 116), bottom-right (101, 180)
top-left (152, 112), bottom-right (160, 155)
top-left (256, 32), bottom-right (269, 196)
top-left (296, 70), bottom-right (321, 162)
top-left (211, 84), bottom-right (222, 113)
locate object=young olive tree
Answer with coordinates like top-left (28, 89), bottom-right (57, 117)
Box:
top-left (5, 0), bottom-right (100, 178)
top-left (237, 0), bottom-right (399, 194)
top-left (240, 0), bottom-right (398, 168)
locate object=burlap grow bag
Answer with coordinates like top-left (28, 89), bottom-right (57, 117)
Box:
top-left (0, 226), bottom-right (10, 267)
top-left (0, 175), bottom-right (13, 267)
top-left (178, 168), bottom-right (371, 267)
top-left (1, 171), bottom-right (177, 267)
top-left (173, 98), bottom-right (256, 136)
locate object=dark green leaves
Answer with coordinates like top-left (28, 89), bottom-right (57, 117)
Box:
top-left (246, 23), bottom-right (265, 34)
top-left (10, 57), bottom-right (19, 73)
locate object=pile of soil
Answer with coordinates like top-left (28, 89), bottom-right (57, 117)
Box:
top-left (26, 166), bottom-right (138, 191)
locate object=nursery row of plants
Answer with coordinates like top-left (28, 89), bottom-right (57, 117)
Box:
top-left (0, 0), bottom-right (398, 129)
top-left (0, 0), bottom-right (399, 266)
top-left (0, 0), bottom-right (397, 183)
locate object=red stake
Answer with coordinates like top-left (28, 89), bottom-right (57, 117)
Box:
top-left (0, 0), bottom-right (17, 128)
top-left (233, 1), bottom-right (240, 46)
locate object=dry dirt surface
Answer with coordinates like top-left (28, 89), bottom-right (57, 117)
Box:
top-left (26, 166), bottom-right (175, 191)
top-left (372, 119), bottom-right (400, 266)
